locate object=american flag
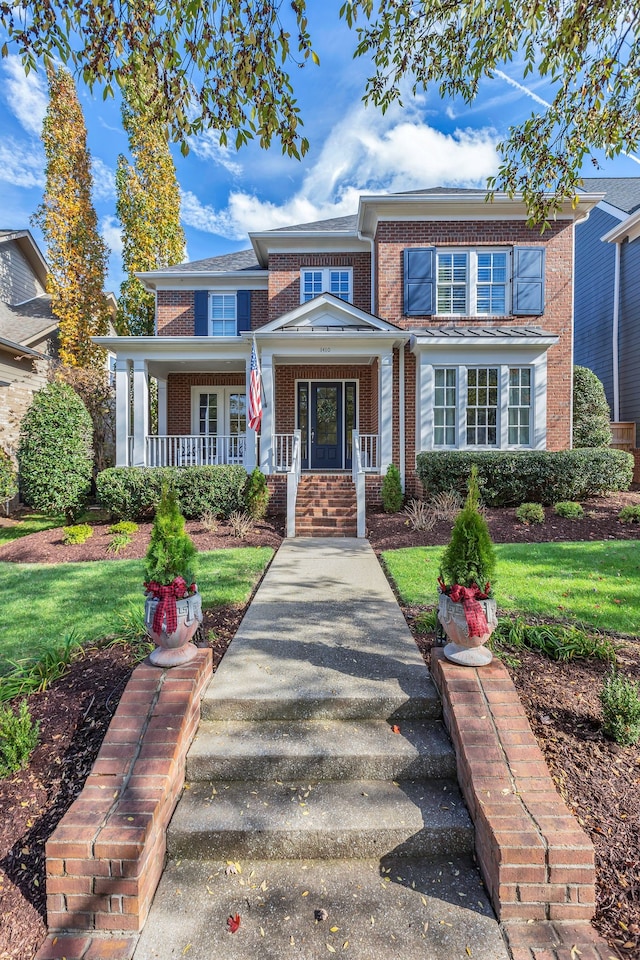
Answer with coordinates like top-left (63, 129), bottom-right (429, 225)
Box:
top-left (248, 339), bottom-right (262, 432)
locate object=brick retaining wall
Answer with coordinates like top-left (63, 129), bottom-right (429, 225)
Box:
top-left (431, 649), bottom-right (596, 922)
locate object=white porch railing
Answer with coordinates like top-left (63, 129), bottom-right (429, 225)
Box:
top-left (352, 431), bottom-right (366, 538)
top-left (146, 435), bottom-right (247, 467)
top-left (275, 433), bottom-right (295, 472)
top-left (287, 430), bottom-right (302, 538)
top-left (358, 434), bottom-right (379, 471)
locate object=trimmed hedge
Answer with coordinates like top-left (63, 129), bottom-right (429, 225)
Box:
top-left (96, 465), bottom-right (248, 520)
top-left (416, 449), bottom-right (633, 507)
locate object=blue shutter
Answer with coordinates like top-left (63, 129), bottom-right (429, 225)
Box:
top-left (404, 248), bottom-right (435, 315)
top-left (236, 290), bottom-right (251, 333)
top-left (512, 247), bottom-right (545, 315)
top-left (194, 291), bottom-right (209, 335)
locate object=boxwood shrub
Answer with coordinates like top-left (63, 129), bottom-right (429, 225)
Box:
top-left (416, 449), bottom-right (633, 507)
top-left (96, 465), bottom-right (248, 520)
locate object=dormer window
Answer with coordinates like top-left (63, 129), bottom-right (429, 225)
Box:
top-left (301, 268), bottom-right (352, 303)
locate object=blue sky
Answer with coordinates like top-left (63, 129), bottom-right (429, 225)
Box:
top-left (2, 1), bottom-right (640, 293)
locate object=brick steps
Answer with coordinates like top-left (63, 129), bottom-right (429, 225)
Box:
top-left (294, 474), bottom-right (357, 537)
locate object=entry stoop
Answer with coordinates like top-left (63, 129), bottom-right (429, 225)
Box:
top-left (295, 474), bottom-right (357, 536)
top-left (133, 540), bottom-right (509, 960)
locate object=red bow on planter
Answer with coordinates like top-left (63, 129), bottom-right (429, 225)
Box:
top-left (448, 582), bottom-right (491, 638)
top-left (145, 576), bottom-right (188, 634)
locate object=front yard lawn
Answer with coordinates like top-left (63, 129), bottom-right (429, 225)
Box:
top-left (382, 540), bottom-right (640, 636)
top-left (0, 548), bottom-right (273, 674)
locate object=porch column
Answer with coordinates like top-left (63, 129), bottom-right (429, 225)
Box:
top-left (259, 351), bottom-right (274, 474)
top-left (157, 378), bottom-right (168, 436)
top-left (132, 359), bottom-right (149, 467)
top-left (416, 351), bottom-right (433, 452)
top-left (114, 359), bottom-right (130, 467)
top-left (244, 355), bottom-right (257, 472)
top-left (378, 350), bottom-right (394, 472)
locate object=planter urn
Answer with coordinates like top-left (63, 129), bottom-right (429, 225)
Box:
top-left (144, 583), bottom-right (203, 667)
top-left (437, 589), bottom-right (498, 667)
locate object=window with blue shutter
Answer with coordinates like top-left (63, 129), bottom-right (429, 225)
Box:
top-left (404, 248), bottom-right (435, 315)
top-left (512, 247), bottom-right (545, 315)
top-left (236, 290), bottom-right (251, 332)
top-left (194, 290), bottom-right (209, 336)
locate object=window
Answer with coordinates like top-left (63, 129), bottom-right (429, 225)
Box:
top-left (508, 367), bottom-right (531, 445)
top-left (437, 254), bottom-right (468, 314)
top-left (436, 250), bottom-right (508, 317)
top-left (433, 368), bottom-right (457, 446)
top-left (430, 365), bottom-right (534, 449)
top-left (477, 252), bottom-right (507, 314)
top-left (209, 294), bottom-right (236, 336)
top-left (467, 367), bottom-right (498, 446)
top-left (300, 268), bottom-right (352, 303)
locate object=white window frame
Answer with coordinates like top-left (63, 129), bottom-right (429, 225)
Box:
top-left (190, 386), bottom-right (247, 436)
top-left (435, 248), bottom-right (510, 317)
top-left (300, 267), bottom-right (353, 304)
top-left (209, 293), bottom-right (237, 337)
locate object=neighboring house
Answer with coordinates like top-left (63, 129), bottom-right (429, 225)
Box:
top-left (0, 229), bottom-right (59, 456)
top-left (95, 188), bottom-right (600, 527)
top-left (575, 178), bottom-right (640, 468)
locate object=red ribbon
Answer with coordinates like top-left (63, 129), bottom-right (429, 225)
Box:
top-left (145, 576), bottom-right (189, 634)
top-left (447, 582), bottom-right (490, 638)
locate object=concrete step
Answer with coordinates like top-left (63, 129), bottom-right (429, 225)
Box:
top-left (169, 778), bottom-right (473, 861)
top-left (186, 719), bottom-right (456, 783)
top-left (132, 856), bottom-right (509, 960)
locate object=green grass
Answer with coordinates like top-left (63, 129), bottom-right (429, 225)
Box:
top-left (0, 548), bottom-right (273, 675)
top-left (0, 513), bottom-right (64, 544)
top-left (382, 541), bottom-right (640, 637)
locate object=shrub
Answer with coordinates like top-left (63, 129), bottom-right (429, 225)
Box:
top-left (107, 532), bottom-right (132, 554)
top-left (573, 365), bottom-right (612, 448)
top-left (244, 468), bottom-right (270, 520)
top-left (494, 617), bottom-right (617, 663)
top-left (619, 504), bottom-right (640, 524)
top-left (381, 464), bottom-right (403, 513)
top-left (416, 449), bottom-right (632, 507)
top-left (144, 485), bottom-right (197, 587)
top-left (0, 632), bottom-right (84, 702)
top-left (430, 490), bottom-right (463, 521)
top-left (109, 520), bottom-right (139, 536)
top-left (516, 502), bottom-right (545, 524)
top-left (600, 667), bottom-right (640, 745)
top-left (403, 499), bottom-right (436, 531)
top-left (18, 381), bottom-right (93, 522)
top-left (200, 510), bottom-right (219, 533)
top-left (0, 448), bottom-right (18, 504)
top-left (439, 466), bottom-right (496, 590)
top-left (229, 510), bottom-right (254, 539)
top-left (554, 501), bottom-right (584, 519)
top-left (0, 700), bottom-right (40, 778)
top-left (96, 465), bottom-right (248, 520)
top-left (62, 523), bottom-right (93, 545)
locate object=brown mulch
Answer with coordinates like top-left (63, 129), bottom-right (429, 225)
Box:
top-left (1, 496), bottom-right (640, 959)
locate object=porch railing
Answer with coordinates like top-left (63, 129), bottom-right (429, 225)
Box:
top-left (274, 434), bottom-right (295, 472)
top-left (287, 430), bottom-right (302, 538)
top-left (146, 435), bottom-right (247, 467)
top-left (358, 434), bottom-right (379, 471)
top-left (352, 431), bottom-right (366, 538)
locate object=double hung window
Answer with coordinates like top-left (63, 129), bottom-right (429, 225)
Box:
top-left (300, 268), bottom-right (352, 303)
top-left (432, 365), bottom-right (533, 448)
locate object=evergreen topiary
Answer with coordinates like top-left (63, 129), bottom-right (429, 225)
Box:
top-left (0, 448), bottom-right (18, 505)
top-left (381, 463), bottom-right (403, 513)
top-left (144, 484), bottom-right (197, 588)
top-left (244, 467), bottom-right (270, 520)
top-left (439, 466), bottom-right (496, 591)
top-left (573, 366), bottom-right (612, 448)
top-left (17, 381), bottom-right (93, 522)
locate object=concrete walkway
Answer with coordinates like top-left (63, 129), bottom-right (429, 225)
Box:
top-left (132, 538), bottom-right (509, 960)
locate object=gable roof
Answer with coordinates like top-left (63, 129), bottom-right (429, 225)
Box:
top-left (255, 293), bottom-right (401, 335)
top-left (0, 229), bottom-right (49, 289)
top-left (580, 178), bottom-right (640, 215)
top-left (0, 295), bottom-right (57, 346)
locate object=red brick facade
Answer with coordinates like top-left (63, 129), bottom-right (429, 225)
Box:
top-left (157, 290), bottom-right (194, 336)
top-left (267, 252), bottom-right (372, 321)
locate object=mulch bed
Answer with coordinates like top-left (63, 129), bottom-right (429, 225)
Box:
top-left (1, 497), bottom-right (639, 959)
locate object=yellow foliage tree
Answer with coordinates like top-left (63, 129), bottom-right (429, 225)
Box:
top-left (33, 66), bottom-right (111, 368)
top-left (116, 75), bottom-right (186, 337)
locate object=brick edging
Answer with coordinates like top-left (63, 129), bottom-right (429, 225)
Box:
top-left (430, 648), bottom-right (595, 922)
top-left (43, 650), bottom-right (212, 935)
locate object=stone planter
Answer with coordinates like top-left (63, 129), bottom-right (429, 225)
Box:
top-left (144, 591), bottom-right (203, 667)
top-left (437, 591), bottom-right (498, 667)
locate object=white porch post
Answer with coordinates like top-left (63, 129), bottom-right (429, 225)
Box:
top-left (114, 359), bottom-right (130, 467)
top-left (378, 350), bottom-right (394, 472)
top-left (244, 353), bottom-right (257, 472)
top-left (157, 377), bottom-right (168, 436)
top-left (416, 352), bottom-right (433, 452)
top-left (259, 351), bottom-right (274, 474)
top-left (132, 359), bottom-right (149, 467)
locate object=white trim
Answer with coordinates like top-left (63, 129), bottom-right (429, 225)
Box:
top-left (299, 266), bottom-right (353, 305)
top-left (190, 385), bottom-right (247, 437)
top-left (602, 206), bottom-right (640, 244)
top-left (612, 242), bottom-right (620, 421)
top-left (434, 247), bottom-right (512, 318)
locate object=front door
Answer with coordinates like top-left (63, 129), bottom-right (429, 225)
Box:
top-left (310, 383), bottom-right (342, 469)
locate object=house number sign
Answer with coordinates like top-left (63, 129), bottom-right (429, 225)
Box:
top-left (320, 347), bottom-right (331, 353)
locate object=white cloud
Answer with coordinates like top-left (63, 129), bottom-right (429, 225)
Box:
top-left (2, 56), bottom-right (48, 136)
top-left (0, 138), bottom-right (45, 188)
top-left (188, 128), bottom-right (243, 176)
top-left (101, 215), bottom-right (123, 256)
top-left (180, 100), bottom-right (500, 240)
top-left (91, 157), bottom-right (116, 201)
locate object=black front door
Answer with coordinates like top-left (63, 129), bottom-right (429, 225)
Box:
top-left (310, 383), bottom-right (342, 469)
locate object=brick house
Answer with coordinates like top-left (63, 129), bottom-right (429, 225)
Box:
top-left (96, 188), bottom-right (600, 533)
